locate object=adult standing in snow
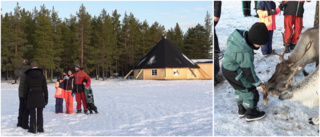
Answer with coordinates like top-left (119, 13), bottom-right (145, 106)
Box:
top-left (242, 1), bottom-right (252, 17)
top-left (214, 0), bottom-right (222, 85)
top-left (63, 70), bottom-right (74, 114)
top-left (282, 1), bottom-right (309, 52)
top-left (257, 1), bottom-right (281, 56)
top-left (23, 61), bottom-right (48, 133)
top-left (16, 58), bottom-right (30, 129)
top-left (222, 22), bottom-right (268, 122)
top-left (73, 63), bottom-right (91, 114)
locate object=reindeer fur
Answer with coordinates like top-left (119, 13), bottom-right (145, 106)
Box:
top-left (279, 66), bottom-right (319, 125)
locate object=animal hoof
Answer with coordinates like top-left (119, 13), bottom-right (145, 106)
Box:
top-left (309, 118), bottom-right (315, 125)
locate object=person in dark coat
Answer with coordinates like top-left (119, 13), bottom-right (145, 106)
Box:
top-left (16, 58), bottom-right (30, 129)
top-left (242, 1), bottom-right (252, 17)
top-left (281, 1), bottom-right (310, 52)
top-left (23, 61), bottom-right (48, 133)
top-left (214, 0), bottom-right (222, 85)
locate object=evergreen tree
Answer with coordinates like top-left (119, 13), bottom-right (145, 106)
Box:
top-left (111, 10), bottom-right (122, 75)
top-left (50, 7), bottom-right (63, 80)
top-left (1, 13), bottom-right (15, 80)
top-left (76, 4), bottom-right (92, 70)
top-left (32, 4), bottom-right (54, 79)
top-left (204, 11), bottom-right (213, 58)
top-left (184, 24), bottom-right (211, 59)
top-left (11, 3), bottom-right (30, 83)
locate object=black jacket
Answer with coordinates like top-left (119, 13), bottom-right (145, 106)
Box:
top-left (283, 1), bottom-right (305, 17)
top-left (214, 1), bottom-right (222, 18)
top-left (23, 68), bottom-right (48, 109)
top-left (63, 75), bottom-right (74, 91)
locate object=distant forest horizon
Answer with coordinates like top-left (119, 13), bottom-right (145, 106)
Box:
top-left (1, 2), bottom-right (213, 82)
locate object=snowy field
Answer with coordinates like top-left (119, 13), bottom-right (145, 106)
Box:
top-left (214, 1), bottom-right (319, 136)
top-left (1, 79), bottom-right (212, 136)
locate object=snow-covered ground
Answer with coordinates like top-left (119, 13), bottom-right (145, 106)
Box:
top-left (214, 1), bottom-right (319, 136)
top-left (1, 79), bottom-right (212, 136)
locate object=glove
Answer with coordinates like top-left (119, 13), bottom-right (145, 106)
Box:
top-left (72, 93), bottom-right (75, 97)
top-left (279, 2), bottom-right (287, 10)
top-left (267, 9), bottom-right (276, 16)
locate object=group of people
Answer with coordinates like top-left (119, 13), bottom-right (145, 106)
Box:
top-left (214, 1), bottom-right (309, 121)
top-left (17, 59), bottom-right (98, 134)
top-left (54, 63), bottom-right (98, 115)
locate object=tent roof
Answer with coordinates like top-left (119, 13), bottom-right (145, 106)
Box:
top-left (134, 38), bottom-right (199, 69)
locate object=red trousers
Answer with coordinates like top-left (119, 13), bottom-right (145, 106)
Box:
top-left (64, 90), bottom-right (74, 113)
top-left (284, 15), bottom-right (303, 44)
top-left (75, 92), bottom-right (87, 110)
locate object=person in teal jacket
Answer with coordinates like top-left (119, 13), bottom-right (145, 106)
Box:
top-left (222, 22), bottom-right (268, 122)
top-left (83, 79), bottom-right (98, 114)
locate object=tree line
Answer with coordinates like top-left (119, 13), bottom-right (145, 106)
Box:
top-left (1, 3), bottom-right (213, 82)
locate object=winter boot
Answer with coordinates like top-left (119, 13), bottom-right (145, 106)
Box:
top-left (89, 110), bottom-right (93, 114)
top-left (290, 43), bottom-right (296, 50)
top-left (245, 107), bottom-right (266, 122)
top-left (94, 109), bottom-right (98, 114)
top-left (236, 102), bottom-right (246, 118)
top-left (37, 128), bottom-right (44, 133)
top-left (84, 109), bottom-right (88, 115)
top-left (17, 116), bottom-right (23, 127)
top-left (76, 109), bottom-right (82, 113)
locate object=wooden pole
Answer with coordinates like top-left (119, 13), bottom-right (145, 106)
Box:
top-left (199, 68), bottom-right (210, 79)
top-left (124, 70), bottom-right (133, 79)
top-left (189, 68), bottom-right (197, 77)
top-left (135, 69), bottom-right (144, 79)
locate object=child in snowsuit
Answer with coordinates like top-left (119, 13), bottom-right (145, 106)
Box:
top-left (54, 78), bottom-right (65, 113)
top-left (257, 1), bottom-right (281, 56)
top-left (222, 22), bottom-right (268, 122)
top-left (83, 79), bottom-right (98, 114)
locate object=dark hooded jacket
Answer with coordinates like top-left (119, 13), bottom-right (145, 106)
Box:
top-left (23, 68), bottom-right (48, 109)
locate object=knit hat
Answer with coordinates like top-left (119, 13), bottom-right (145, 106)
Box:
top-left (30, 61), bottom-right (38, 68)
top-left (75, 63), bottom-right (80, 68)
top-left (82, 79), bottom-right (87, 84)
top-left (248, 22), bottom-right (269, 45)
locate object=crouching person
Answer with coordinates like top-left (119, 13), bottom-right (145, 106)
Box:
top-left (83, 79), bottom-right (98, 114)
top-left (23, 61), bottom-right (48, 133)
top-left (222, 22), bottom-right (267, 122)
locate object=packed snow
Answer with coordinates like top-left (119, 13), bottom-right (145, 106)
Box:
top-left (214, 1), bottom-right (319, 136)
top-left (1, 79), bottom-right (212, 136)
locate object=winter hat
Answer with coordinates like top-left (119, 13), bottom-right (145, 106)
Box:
top-left (82, 79), bottom-right (87, 84)
top-left (74, 63), bottom-right (80, 68)
top-left (30, 61), bottom-right (38, 68)
top-left (248, 22), bottom-right (269, 45)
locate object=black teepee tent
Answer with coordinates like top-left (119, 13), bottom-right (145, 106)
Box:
top-left (134, 37), bottom-right (199, 69)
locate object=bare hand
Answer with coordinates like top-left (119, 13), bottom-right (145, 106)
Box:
top-left (214, 16), bottom-right (220, 22)
top-left (258, 85), bottom-right (265, 92)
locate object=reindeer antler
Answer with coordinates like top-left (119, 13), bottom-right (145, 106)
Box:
top-left (288, 40), bottom-right (313, 67)
top-left (273, 32), bottom-right (295, 63)
top-left (281, 64), bottom-right (302, 91)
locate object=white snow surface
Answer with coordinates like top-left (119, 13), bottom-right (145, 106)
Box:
top-left (214, 1), bottom-right (319, 136)
top-left (1, 79), bottom-right (212, 136)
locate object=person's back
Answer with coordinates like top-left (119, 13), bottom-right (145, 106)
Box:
top-left (24, 61), bottom-right (48, 133)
